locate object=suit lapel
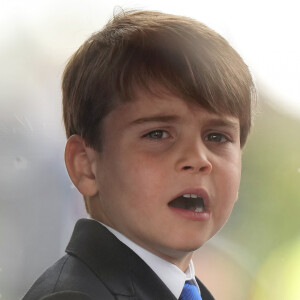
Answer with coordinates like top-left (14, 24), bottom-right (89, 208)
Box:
top-left (66, 219), bottom-right (177, 299)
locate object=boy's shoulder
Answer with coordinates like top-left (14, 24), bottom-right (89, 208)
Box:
top-left (22, 219), bottom-right (179, 300)
top-left (22, 220), bottom-right (121, 300)
top-left (22, 254), bottom-right (114, 300)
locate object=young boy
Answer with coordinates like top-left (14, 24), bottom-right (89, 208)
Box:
top-left (23, 10), bottom-right (255, 300)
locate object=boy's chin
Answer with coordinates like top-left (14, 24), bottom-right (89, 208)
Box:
top-left (154, 241), bottom-right (208, 270)
top-left (175, 241), bottom-right (207, 254)
top-left (160, 239), bottom-right (209, 260)
top-left (174, 231), bottom-right (216, 252)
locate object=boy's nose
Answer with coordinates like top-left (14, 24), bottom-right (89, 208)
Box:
top-left (175, 140), bottom-right (212, 174)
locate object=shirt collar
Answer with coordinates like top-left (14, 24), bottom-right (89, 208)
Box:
top-left (97, 220), bottom-right (197, 298)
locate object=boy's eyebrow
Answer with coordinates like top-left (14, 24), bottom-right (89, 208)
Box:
top-left (205, 118), bottom-right (240, 131)
top-left (129, 115), bottom-right (180, 125)
top-left (128, 114), bottom-right (240, 131)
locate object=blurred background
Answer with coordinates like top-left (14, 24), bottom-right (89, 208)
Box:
top-left (1, 0), bottom-right (299, 299)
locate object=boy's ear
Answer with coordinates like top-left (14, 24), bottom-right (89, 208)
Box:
top-left (64, 135), bottom-right (99, 197)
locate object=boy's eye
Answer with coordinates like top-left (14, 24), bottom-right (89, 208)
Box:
top-left (205, 133), bottom-right (229, 143)
top-left (144, 130), bottom-right (170, 140)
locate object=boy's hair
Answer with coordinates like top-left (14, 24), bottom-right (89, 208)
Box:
top-left (62, 10), bottom-right (256, 150)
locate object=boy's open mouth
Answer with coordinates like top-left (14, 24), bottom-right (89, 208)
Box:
top-left (168, 194), bottom-right (205, 212)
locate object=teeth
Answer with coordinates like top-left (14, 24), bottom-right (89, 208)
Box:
top-left (195, 207), bottom-right (204, 213)
top-left (183, 193), bottom-right (200, 198)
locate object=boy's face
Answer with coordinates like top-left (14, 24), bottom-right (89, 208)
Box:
top-left (89, 87), bottom-right (242, 267)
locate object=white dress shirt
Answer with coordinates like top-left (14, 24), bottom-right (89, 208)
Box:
top-left (97, 220), bottom-right (200, 298)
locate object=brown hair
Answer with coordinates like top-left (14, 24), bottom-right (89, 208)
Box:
top-left (62, 10), bottom-right (256, 149)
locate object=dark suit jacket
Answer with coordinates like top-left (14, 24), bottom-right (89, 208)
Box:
top-left (23, 219), bottom-right (215, 300)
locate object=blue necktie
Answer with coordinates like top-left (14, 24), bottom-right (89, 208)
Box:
top-left (179, 281), bottom-right (203, 300)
